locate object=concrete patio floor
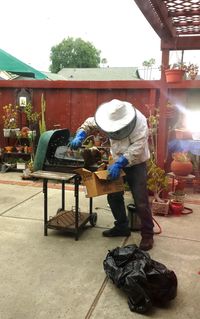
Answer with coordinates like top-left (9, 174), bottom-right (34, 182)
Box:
top-left (0, 171), bottom-right (200, 319)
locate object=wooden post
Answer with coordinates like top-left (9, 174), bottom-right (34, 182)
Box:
top-left (157, 47), bottom-right (170, 168)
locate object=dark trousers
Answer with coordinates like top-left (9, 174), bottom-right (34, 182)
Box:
top-left (107, 162), bottom-right (154, 236)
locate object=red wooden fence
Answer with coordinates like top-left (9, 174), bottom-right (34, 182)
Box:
top-left (0, 79), bottom-right (200, 167)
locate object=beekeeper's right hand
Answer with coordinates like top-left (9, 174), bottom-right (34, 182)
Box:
top-left (70, 129), bottom-right (87, 150)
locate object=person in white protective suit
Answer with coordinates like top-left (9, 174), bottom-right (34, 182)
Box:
top-left (70, 99), bottom-right (154, 251)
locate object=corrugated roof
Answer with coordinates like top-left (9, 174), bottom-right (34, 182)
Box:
top-left (58, 67), bottom-right (140, 80)
top-left (0, 48), bottom-right (47, 79)
top-left (0, 70), bottom-right (19, 80)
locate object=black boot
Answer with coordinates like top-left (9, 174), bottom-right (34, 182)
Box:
top-left (102, 227), bottom-right (131, 237)
top-left (139, 235), bottom-right (154, 251)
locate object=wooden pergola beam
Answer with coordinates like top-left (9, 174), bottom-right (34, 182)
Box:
top-left (134, 0), bottom-right (175, 39)
top-left (150, 0), bottom-right (176, 38)
top-left (161, 36), bottom-right (200, 50)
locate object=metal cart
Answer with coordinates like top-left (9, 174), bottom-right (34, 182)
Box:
top-left (32, 129), bottom-right (98, 240)
top-left (31, 170), bottom-right (97, 240)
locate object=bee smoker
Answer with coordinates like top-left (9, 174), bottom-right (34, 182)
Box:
top-left (127, 203), bottom-right (141, 231)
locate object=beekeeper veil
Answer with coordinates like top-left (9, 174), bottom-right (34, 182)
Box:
top-left (94, 99), bottom-right (137, 140)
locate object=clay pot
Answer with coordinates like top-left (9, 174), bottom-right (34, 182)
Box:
top-left (170, 160), bottom-right (193, 176)
top-left (165, 69), bottom-right (185, 83)
top-left (4, 146), bottom-right (13, 153)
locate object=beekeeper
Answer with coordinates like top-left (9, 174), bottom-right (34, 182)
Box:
top-left (70, 99), bottom-right (154, 251)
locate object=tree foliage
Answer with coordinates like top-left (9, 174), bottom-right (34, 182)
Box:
top-left (142, 58), bottom-right (156, 80)
top-left (49, 37), bottom-right (101, 73)
top-left (142, 58), bottom-right (156, 68)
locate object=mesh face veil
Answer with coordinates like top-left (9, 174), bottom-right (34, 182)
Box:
top-left (94, 100), bottom-right (137, 140)
top-left (99, 114), bottom-right (137, 140)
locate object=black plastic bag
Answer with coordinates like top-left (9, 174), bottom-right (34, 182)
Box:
top-left (103, 244), bottom-right (177, 314)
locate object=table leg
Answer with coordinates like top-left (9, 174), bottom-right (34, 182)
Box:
top-left (74, 176), bottom-right (80, 241)
top-left (61, 181), bottom-right (65, 210)
top-left (43, 179), bottom-right (48, 236)
top-left (89, 197), bottom-right (93, 215)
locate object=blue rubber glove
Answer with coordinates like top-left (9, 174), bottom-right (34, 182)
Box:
top-left (107, 155), bottom-right (128, 180)
top-left (70, 129), bottom-right (87, 150)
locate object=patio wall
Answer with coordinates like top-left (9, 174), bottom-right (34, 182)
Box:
top-left (0, 79), bottom-right (200, 167)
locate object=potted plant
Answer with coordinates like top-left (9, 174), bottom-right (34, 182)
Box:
top-left (165, 62), bottom-right (187, 83)
top-left (186, 63), bottom-right (199, 80)
top-left (170, 152), bottom-right (193, 176)
top-left (168, 180), bottom-right (186, 215)
top-left (147, 159), bottom-right (170, 215)
top-left (2, 103), bottom-right (20, 137)
top-left (165, 62), bottom-right (199, 82)
top-left (169, 177), bottom-right (186, 202)
top-left (24, 102), bottom-right (40, 131)
top-left (169, 189), bottom-right (186, 204)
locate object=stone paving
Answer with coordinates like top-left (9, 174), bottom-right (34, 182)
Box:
top-left (0, 171), bottom-right (200, 319)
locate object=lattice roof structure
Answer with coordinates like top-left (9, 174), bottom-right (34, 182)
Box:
top-left (165, 0), bottom-right (200, 36)
top-left (134, 0), bottom-right (200, 42)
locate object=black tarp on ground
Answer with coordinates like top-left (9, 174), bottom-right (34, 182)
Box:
top-left (103, 244), bottom-right (177, 314)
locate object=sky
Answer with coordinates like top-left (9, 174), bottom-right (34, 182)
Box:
top-left (1, 0), bottom-right (200, 73)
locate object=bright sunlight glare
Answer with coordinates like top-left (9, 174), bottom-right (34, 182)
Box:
top-left (175, 104), bottom-right (200, 134)
top-left (185, 111), bottom-right (200, 133)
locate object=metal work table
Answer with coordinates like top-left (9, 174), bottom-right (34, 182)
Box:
top-left (31, 170), bottom-right (97, 240)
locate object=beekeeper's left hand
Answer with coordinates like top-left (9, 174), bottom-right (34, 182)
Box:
top-left (107, 156), bottom-right (128, 180)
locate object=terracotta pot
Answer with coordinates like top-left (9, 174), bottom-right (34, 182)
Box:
top-left (4, 146), bottom-right (13, 153)
top-left (165, 69), bottom-right (185, 83)
top-left (170, 160), bottom-right (193, 176)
